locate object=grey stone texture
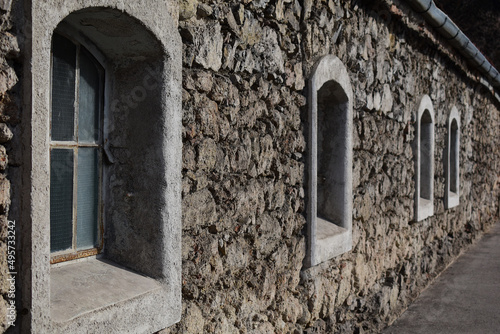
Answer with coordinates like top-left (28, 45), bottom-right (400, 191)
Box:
top-left (0, 0), bottom-right (16, 332)
top-left (0, 0), bottom-right (498, 334)
top-left (169, 0), bottom-right (500, 332)
top-left (13, 0), bottom-right (182, 333)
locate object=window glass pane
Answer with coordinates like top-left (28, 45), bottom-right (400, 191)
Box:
top-left (76, 148), bottom-right (99, 250)
top-left (78, 48), bottom-right (101, 143)
top-left (420, 111), bottom-right (432, 200)
top-left (450, 120), bottom-right (458, 193)
top-left (50, 149), bottom-right (74, 252)
top-left (51, 34), bottom-right (76, 141)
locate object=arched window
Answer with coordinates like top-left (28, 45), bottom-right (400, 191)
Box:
top-left (306, 55), bottom-right (353, 268)
top-left (415, 95), bottom-right (434, 221)
top-left (21, 3), bottom-right (181, 332)
top-left (446, 107), bottom-right (460, 209)
top-left (50, 33), bottom-right (104, 261)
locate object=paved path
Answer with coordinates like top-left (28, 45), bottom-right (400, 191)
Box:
top-left (383, 222), bottom-right (500, 334)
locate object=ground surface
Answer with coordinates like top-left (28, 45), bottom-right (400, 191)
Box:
top-left (384, 222), bottom-right (500, 334)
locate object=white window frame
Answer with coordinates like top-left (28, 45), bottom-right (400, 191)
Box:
top-left (415, 95), bottom-right (435, 221)
top-left (305, 55), bottom-right (353, 268)
top-left (445, 106), bottom-right (460, 209)
top-left (20, 2), bottom-right (182, 333)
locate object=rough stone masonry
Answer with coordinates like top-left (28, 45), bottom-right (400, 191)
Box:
top-left (169, 0), bottom-right (500, 332)
top-left (0, 0), bottom-right (499, 333)
top-left (0, 0), bottom-right (18, 331)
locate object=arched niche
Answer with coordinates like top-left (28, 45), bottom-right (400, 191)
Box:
top-left (306, 55), bottom-right (353, 268)
top-left (445, 106), bottom-right (460, 209)
top-left (21, 2), bottom-right (181, 332)
top-left (415, 95), bottom-right (435, 221)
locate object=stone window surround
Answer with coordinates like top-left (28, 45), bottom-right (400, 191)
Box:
top-left (20, 1), bottom-right (181, 333)
top-left (414, 95), bottom-right (435, 222)
top-left (445, 106), bottom-right (460, 209)
top-left (305, 55), bottom-right (353, 268)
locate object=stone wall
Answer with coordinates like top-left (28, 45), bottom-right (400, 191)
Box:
top-left (0, 0), bottom-right (498, 332)
top-left (0, 0), bottom-right (18, 332)
top-left (166, 0), bottom-right (500, 332)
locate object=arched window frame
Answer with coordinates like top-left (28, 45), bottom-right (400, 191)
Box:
top-left (415, 95), bottom-right (435, 221)
top-left (305, 55), bottom-right (353, 268)
top-left (49, 31), bottom-right (106, 263)
top-left (20, 2), bottom-right (181, 332)
top-left (445, 106), bottom-right (460, 209)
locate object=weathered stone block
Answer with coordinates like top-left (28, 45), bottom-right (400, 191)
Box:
top-left (0, 123), bottom-right (12, 143)
top-left (183, 188), bottom-right (217, 230)
top-left (192, 21), bottom-right (223, 71)
top-left (0, 66), bottom-right (17, 94)
top-left (179, 0), bottom-right (197, 20)
top-left (196, 138), bottom-right (217, 170)
top-left (0, 178), bottom-right (9, 214)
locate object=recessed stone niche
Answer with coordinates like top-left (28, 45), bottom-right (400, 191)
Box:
top-left (446, 106), bottom-right (460, 209)
top-left (415, 95), bottom-right (434, 221)
top-left (22, 1), bottom-right (182, 333)
top-left (305, 55), bottom-right (353, 268)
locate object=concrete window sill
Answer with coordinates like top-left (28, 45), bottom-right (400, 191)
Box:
top-left (50, 258), bottom-right (161, 323)
top-left (417, 198), bottom-right (434, 221)
top-left (314, 218), bottom-right (352, 265)
top-left (446, 192), bottom-right (459, 209)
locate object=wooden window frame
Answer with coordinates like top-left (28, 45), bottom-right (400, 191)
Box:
top-left (49, 32), bottom-right (105, 264)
